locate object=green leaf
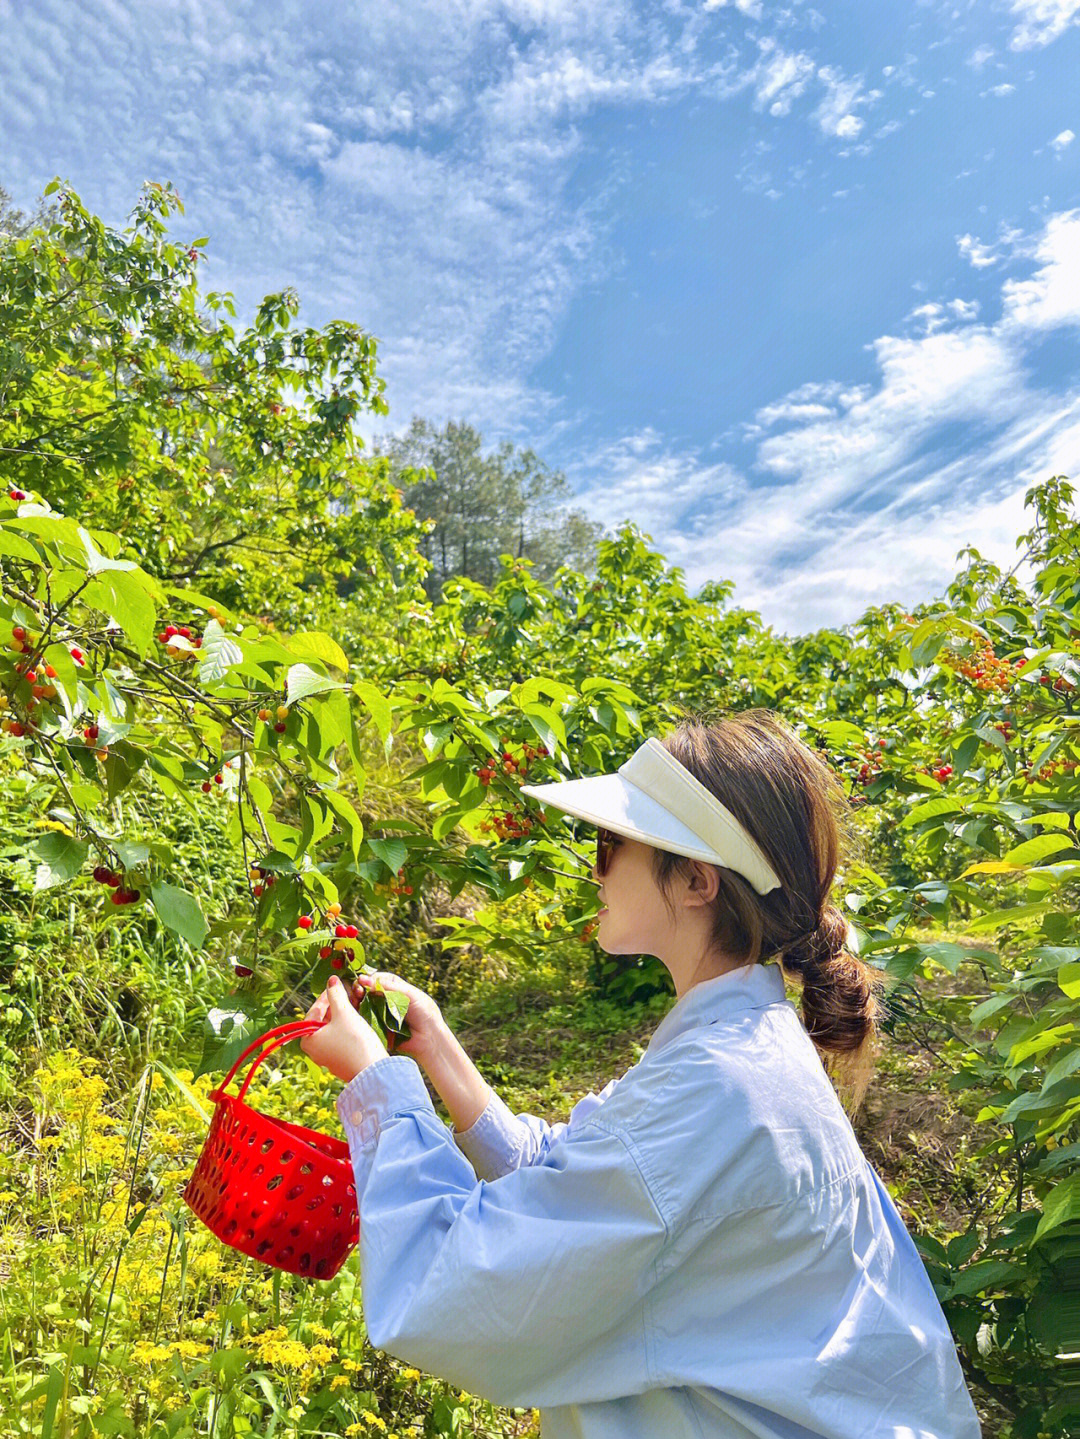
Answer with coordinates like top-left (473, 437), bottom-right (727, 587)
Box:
top-left (287, 630), bottom-right (349, 673)
top-left (33, 831), bottom-right (88, 889)
top-left (286, 663), bottom-right (350, 705)
top-left (368, 837), bottom-right (409, 875)
top-left (78, 526), bottom-right (138, 575)
top-left (197, 619), bottom-right (244, 683)
top-left (195, 1003), bottom-right (279, 1080)
top-left (83, 571), bottom-right (156, 657)
top-left (321, 788), bottom-right (364, 862)
top-left (898, 797), bottom-right (966, 831)
top-left (948, 1259), bottom-right (1020, 1297)
top-left (1001, 834), bottom-right (1075, 865)
top-left (1058, 963), bottom-right (1080, 1000)
top-left (150, 882), bottom-right (209, 950)
top-left (353, 680), bottom-right (393, 745)
top-left (968, 900), bottom-right (1055, 932)
top-left (1034, 1172), bottom-right (1080, 1243)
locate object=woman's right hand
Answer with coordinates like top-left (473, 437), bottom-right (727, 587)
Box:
top-left (349, 970), bottom-right (446, 1066)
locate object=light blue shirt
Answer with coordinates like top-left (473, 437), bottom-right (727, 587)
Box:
top-left (336, 962), bottom-right (981, 1438)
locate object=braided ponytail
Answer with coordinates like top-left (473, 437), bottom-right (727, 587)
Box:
top-left (653, 713), bottom-right (885, 1112)
top-left (778, 904), bottom-right (885, 1111)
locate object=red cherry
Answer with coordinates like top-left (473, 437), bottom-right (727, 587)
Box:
top-left (9, 490), bottom-right (26, 501)
top-left (335, 924), bottom-right (348, 938)
top-left (298, 915), bottom-right (313, 930)
top-left (201, 781), bottom-right (212, 792)
top-left (331, 956), bottom-right (345, 969)
top-left (93, 865), bottom-right (111, 883)
top-left (105, 871), bottom-right (121, 887)
top-left (193, 637), bottom-right (202, 648)
top-left (214, 773), bottom-right (223, 784)
top-left (274, 721), bottom-right (286, 733)
top-left (84, 725), bottom-right (99, 741)
top-left (319, 945), bottom-right (333, 959)
top-left (110, 891), bottom-right (124, 905)
top-left (178, 627), bottom-right (191, 639)
top-left (70, 647), bottom-right (83, 663)
top-left (234, 964), bottom-right (253, 978)
top-left (164, 625), bottom-right (177, 638)
top-left (253, 884), bottom-right (264, 897)
top-left (44, 664), bottom-right (57, 679)
top-left (24, 669), bottom-right (36, 683)
top-left (12, 626), bottom-right (26, 642)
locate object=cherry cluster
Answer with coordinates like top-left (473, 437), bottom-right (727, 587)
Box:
top-left (93, 866), bottom-right (140, 904)
top-left (1021, 759), bottom-right (1077, 783)
top-left (157, 623), bottom-right (203, 657)
top-left (852, 738), bottom-right (888, 785)
top-left (296, 901), bottom-right (360, 969)
top-left (479, 809), bottom-right (537, 841)
top-left (940, 644), bottom-right (1021, 694)
top-left (257, 704), bottom-right (290, 734)
top-left (249, 864), bottom-right (278, 898)
top-left (475, 738), bottom-right (548, 787)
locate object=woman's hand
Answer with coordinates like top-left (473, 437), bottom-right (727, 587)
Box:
top-left (350, 969), bottom-right (446, 1067)
top-left (300, 975), bottom-right (387, 1084)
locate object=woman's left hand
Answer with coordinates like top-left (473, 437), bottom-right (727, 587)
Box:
top-left (300, 975), bottom-right (387, 1083)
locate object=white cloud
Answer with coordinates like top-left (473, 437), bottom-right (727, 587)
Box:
top-left (958, 233), bottom-right (1001, 268)
top-left (1010, 0), bottom-right (1080, 49)
top-left (813, 63), bottom-right (872, 139)
top-left (704, 0), bottom-right (764, 15)
top-left (1000, 209), bottom-right (1080, 332)
top-left (1050, 128), bottom-right (1076, 151)
top-left (966, 45), bottom-right (996, 68)
top-left (568, 209), bottom-right (1080, 633)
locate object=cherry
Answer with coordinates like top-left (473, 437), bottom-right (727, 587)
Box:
top-left (84, 725), bottom-right (99, 741)
top-left (70, 647), bottom-right (84, 664)
top-left (234, 963), bottom-right (253, 978)
top-left (92, 865), bottom-right (112, 884)
top-left (276, 705), bottom-right (289, 720)
top-left (24, 669), bottom-right (37, 683)
top-left (9, 490), bottom-right (26, 501)
top-left (257, 708), bottom-right (271, 721)
top-left (331, 956), bottom-right (345, 970)
top-left (164, 625), bottom-right (177, 639)
top-left (274, 721), bottom-right (286, 733)
top-left (345, 924), bottom-right (358, 938)
top-left (319, 945), bottom-right (333, 959)
top-left (214, 772), bottom-right (223, 784)
top-left (12, 627), bottom-right (26, 642)
top-left (327, 902), bottom-right (342, 917)
top-left (253, 884), bottom-right (264, 897)
top-left (335, 924), bottom-right (348, 938)
top-left (201, 781), bottom-right (212, 792)
top-left (297, 915), bottom-right (313, 930)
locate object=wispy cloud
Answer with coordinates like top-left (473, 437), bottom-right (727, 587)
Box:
top-left (1050, 128), bottom-right (1076, 151)
top-left (570, 210), bottom-right (1080, 632)
top-left (1009, 0), bottom-right (1080, 49)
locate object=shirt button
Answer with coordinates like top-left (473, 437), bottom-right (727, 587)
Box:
top-left (351, 1110), bottom-right (363, 1124)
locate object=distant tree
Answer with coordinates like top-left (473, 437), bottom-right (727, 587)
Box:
top-left (378, 418), bottom-right (605, 602)
top-left (0, 183), bottom-right (57, 240)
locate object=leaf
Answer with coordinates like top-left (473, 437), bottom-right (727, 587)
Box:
top-left (321, 788), bottom-right (364, 863)
top-left (960, 860), bottom-right (1026, 877)
top-left (0, 529), bottom-right (43, 563)
top-left (368, 837), bottom-right (409, 875)
top-left (287, 630), bottom-right (349, 673)
top-left (285, 663), bottom-right (350, 705)
top-left (1042, 1046), bottom-right (1080, 1091)
top-left (83, 571), bottom-right (156, 657)
top-left (115, 840), bottom-right (151, 870)
top-left (967, 900), bottom-right (1055, 932)
top-left (78, 526), bottom-right (138, 575)
top-left (1034, 1172), bottom-right (1080, 1243)
top-left (1059, 963), bottom-right (1080, 1000)
top-left (197, 619), bottom-right (244, 683)
top-left (1001, 834), bottom-right (1075, 866)
top-left (33, 831), bottom-right (88, 889)
top-left (898, 797), bottom-right (967, 830)
top-left (353, 680), bottom-right (393, 745)
top-left (150, 882), bottom-right (209, 950)
top-left (195, 1004), bottom-right (279, 1079)
top-left (948, 1259), bottom-right (1021, 1297)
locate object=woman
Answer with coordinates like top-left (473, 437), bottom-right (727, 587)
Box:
top-left (302, 713), bottom-right (981, 1437)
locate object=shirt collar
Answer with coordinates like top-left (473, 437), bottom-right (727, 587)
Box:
top-left (646, 961), bottom-right (787, 1057)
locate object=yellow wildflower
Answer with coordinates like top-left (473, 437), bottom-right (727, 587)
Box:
top-left (330, 1374), bottom-right (351, 1390)
top-left (131, 1342), bottom-right (172, 1366)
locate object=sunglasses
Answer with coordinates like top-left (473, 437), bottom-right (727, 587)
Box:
top-left (595, 827), bottom-right (623, 878)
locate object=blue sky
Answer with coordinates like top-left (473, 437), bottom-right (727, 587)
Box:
top-left (2, 0), bottom-right (1079, 634)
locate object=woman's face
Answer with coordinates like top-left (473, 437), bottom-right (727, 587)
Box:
top-left (592, 834), bottom-right (678, 959)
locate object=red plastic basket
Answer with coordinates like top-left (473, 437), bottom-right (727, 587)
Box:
top-left (183, 1018), bottom-right (359, 1281)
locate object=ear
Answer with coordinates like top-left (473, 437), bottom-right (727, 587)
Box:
top-left (684, 860), bottom-right (720, 906)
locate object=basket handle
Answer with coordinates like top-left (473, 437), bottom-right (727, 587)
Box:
top-left (212, 1018), bottom-right (328, 1105)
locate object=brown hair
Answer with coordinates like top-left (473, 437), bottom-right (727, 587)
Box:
top-left (653, 712), bottom-right (885, 1111)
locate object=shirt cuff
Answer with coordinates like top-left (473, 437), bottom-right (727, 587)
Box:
top-left (336, 1054), bottom-right (436, 1152)
top-left (451, 1085), bottom-right (530, 1181)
